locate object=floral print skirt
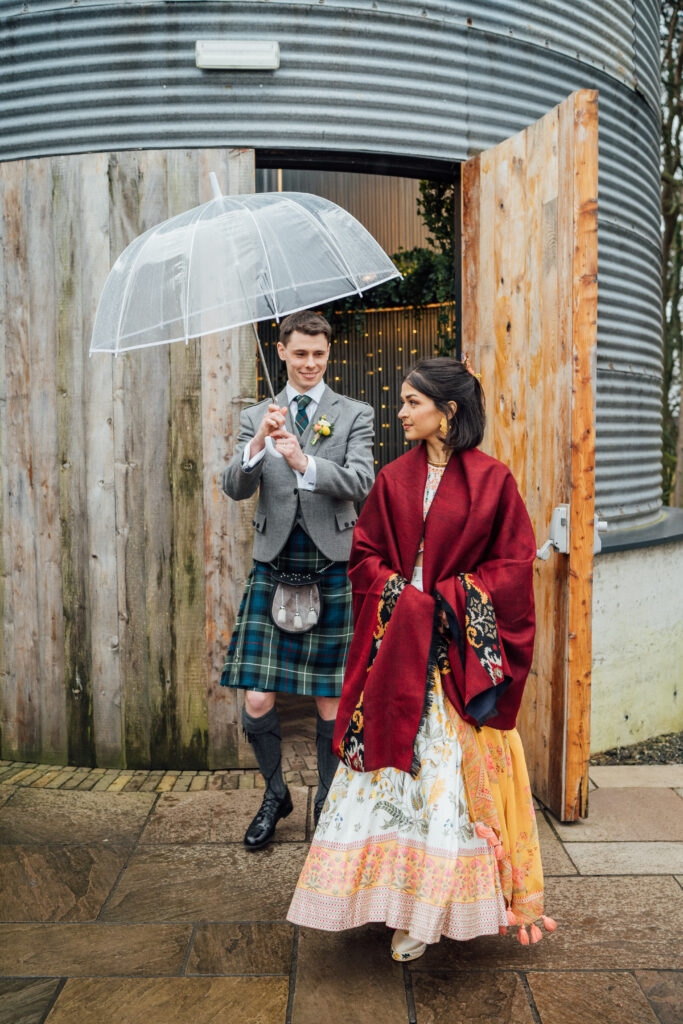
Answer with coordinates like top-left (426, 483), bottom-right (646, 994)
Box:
top-left (287, 669), bottom-right (544, 945)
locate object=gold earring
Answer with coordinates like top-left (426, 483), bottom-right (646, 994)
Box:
top-left (439, 415), bottom-right (448, 437)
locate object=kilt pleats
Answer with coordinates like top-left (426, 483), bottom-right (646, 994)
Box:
top-left (220, 526), bottom-right (353, 697)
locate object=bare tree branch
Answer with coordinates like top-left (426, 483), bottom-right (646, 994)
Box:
top-left (661, 1), bottom-right (683, 504)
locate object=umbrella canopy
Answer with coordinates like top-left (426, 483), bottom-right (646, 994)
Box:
top-left (90, 190), bottom-right (401, 355)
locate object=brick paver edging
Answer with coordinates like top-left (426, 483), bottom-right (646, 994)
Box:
top-left (0, 760), bottom-right (316, 792)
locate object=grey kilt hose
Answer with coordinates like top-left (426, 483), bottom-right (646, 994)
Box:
top-left (220, 526), bottom-right (353, 697)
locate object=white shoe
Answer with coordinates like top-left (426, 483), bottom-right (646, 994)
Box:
top-left (391, 928), bottom-right (427, 962)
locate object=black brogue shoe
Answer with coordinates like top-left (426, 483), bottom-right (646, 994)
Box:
top-left (244, 787), bottom-right (293, 850)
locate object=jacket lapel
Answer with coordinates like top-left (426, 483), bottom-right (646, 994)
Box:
top-left (301, 385), bottom-right (340, 452)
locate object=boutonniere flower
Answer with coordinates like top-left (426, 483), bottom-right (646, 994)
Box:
top-left (310, 414), bottom-right (334, 445)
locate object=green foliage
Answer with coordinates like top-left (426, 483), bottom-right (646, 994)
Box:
top-left (321, 180), bottom-right (458, 353)
top-left (417, 179), bottom-right (456, 261)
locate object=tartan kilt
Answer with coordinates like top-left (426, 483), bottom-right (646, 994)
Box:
top-left (220, 526), bottom-right (353, 697)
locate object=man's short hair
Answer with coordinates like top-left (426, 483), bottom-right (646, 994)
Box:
top-left (279, 310), bottom-right (332, 345)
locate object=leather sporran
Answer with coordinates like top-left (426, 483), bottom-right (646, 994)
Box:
top-left (269, 568), bottom-right (326, 634)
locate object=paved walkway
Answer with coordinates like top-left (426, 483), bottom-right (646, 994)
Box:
top-left (1, 739), bottom-right (682, 1023)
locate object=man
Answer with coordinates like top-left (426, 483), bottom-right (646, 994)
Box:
top-left (221, 309), bottom-right (375, 849)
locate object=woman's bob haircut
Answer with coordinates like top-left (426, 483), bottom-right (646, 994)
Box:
top-left (405, 357), bottom-right (486, 453)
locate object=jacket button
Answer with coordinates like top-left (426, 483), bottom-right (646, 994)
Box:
top-left (344, 522), bottom-right (349, 527)
top-left (293, 488), bottom-right (298, 494)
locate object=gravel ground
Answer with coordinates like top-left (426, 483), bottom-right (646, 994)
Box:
top-left (591, 730), bottom-right (683, 765)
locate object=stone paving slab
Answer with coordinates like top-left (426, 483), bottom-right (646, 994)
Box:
top-left (527, 971), bottom-right (660, 1024)
top-left (139, 787), bottom-right (308, 845)
top-left (0, 978), bottom-right (62, 1024)
top-left (408, 877), bottom-right (683, 972)
top-left (187, 922), bottom-right (295, 976)
top-left (567, 841), bottom-right (683, 875)
top-left (0, 788), bottom-right (155, 845)
top-left (0, 924), bottom-right (192, 977)
top-left (590, 765), bottom-right (683, 788)
top-left (0, 786), bottom-right (15, 810)
top-left (292, 923), bottom-right (409, 1024)
top-left (550, 787), bottom-right (683, 842)
top-left (0, 844), bottom-right (129, 923)
top-left (635, 970), bottom-right (683, 1024)
top-left (101, 842), bottom-right (308, 923)
top-left (536, 814), bottom-right (577, 875)
top-left (1, 754), bottom-right (682, 1023)
top-left (43, 977), bottom-right (289, 1024)
top-left (411, 970), bottom-right (535, 1024)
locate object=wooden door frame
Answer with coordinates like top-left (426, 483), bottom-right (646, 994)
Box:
top-left (565, 90), bottom-right (598, 820)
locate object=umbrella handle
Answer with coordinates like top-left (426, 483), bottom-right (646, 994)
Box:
top-left (250, 322), bottom-right (282, 458)
top-left (265, 435), bottom-right (284, 460)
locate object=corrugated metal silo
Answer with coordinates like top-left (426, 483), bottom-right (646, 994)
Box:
top-left (0, 0), bottom-right (665, 530)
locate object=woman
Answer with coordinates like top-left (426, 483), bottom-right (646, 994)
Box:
top-left (287, 357), bottom-right (555, 961)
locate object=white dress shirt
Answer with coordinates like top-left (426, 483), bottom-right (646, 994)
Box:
top-left (242, 379), bottom-right (326, 490)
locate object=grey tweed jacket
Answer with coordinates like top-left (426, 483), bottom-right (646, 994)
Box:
top-left (222, 385), bottom-right (375, 562)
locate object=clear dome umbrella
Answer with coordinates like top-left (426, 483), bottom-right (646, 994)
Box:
top-left (90, 174), bottom-right (401, 402)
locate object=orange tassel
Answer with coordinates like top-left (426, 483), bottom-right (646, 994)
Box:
top-left (518, 926), bottom-right (529, 946)
top-left (530, 923), bottom-right (543, 944)
top-left (506, 908), bottom-right (518, 926)
top-left (494, 843), bottom-right (505, 861)
top-left (499, 926), bottom-right (508, 936)
top-left (542, 915), bottom-right (557, 932)
top-left (475, 823), bottom-right (495, 842)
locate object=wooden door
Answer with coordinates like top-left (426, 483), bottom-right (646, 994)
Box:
top-left (461, 91), bottom-right (598, 822)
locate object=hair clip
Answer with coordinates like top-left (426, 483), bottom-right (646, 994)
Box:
top-left (462, 353), bottom-right (482, 381)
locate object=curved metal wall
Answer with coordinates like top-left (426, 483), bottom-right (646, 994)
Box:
top-left (0, 0), bottom-right (663, 528)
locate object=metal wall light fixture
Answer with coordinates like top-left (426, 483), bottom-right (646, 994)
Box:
top-left (195, 40), bottom-right (280, 70)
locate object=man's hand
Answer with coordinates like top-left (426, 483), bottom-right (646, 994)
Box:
top-left (251, 404), bottom-right (289, 456)
top-left (274, 429), bottom-right (309, 474)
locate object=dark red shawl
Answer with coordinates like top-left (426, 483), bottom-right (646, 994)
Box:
top-left (333, 444), bottom-right (536, 774)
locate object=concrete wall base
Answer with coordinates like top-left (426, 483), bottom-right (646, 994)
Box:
top-left (591, 540), bottom-right (683, 752)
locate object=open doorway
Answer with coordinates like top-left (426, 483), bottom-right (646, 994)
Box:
top-left (255, 165), bottom-right (459, 471)
top-left (254, 162), bottom-right (460, 753)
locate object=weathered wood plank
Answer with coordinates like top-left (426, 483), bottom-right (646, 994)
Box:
top-left (475, 147), bottom-right (497, 455)
top-left (26, 158), bottom-right (67, 763)
top-left (0, 162), bottom-right (19, 759)
top-left (167, 150), bottom-right (209, 769)
top-left (199, 148), bottom-right (258, 769)
top-left (83, 152), bottom-right (122, 767)
top-left (546, 100), bottom-right (575, 814)
top-left (565, 90), bottom-right (598, 820)
top-left (53, 156), bottom-right (95, 766)
top-left (541, 105), bottom-right (570, 816)
top-left (110, 151), bottom-right (154, 768)
top-left (518, 113), bottom-right (546, 797)
top-left (4, 160), bottom-right (42, 761)
top-left (137, 150), bottom-right (176, 769)
top-left (460, 156), bottom-right (480, 381)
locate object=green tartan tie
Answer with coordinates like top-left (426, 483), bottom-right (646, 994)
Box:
top-left (294, 394), bottom-right (312, 435)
